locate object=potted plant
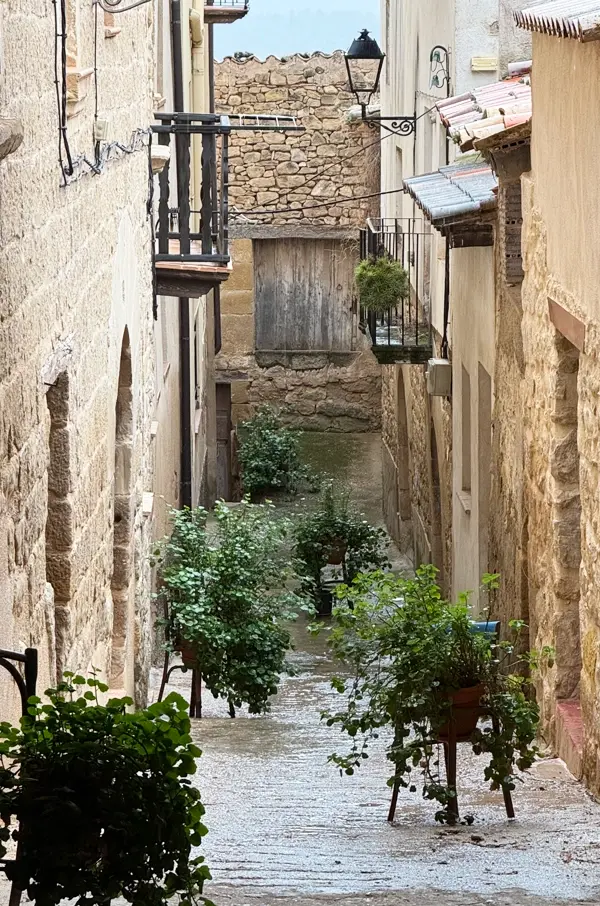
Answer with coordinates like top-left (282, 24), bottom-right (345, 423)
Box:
top-left (237, 405), bottom-right (317, 500)
top-left (156, 499), bottom-right (312, 716)
top-left (293, 482), bottom-right (390, 613)
top-left (0, 675), bottom-right (210, 906)
top-left (324, 567), bottom-right (553, 823)
top-left (355, 256), bottom-right (410, 314)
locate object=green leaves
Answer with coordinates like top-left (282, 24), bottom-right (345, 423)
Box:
top-left (156, 499), bottom-right (311, 715)
top-left (355, 257), bottom-right (410, 313)
top-left (0, 679), bottom-right (209, 906)
top-left (323, 568), bottom-right (546, 823)
top-left (237, 405), bottom-right (316, 498)
top-left (293, 481), bottom-right (390, 597)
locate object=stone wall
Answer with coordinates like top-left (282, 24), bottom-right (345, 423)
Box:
top-left (380, 360), bottom-right (452, 585)
top-left (215, 52), bottom-right (380, 227)
top-left (214, 54), bottom-right (382, 433)
top-left (0, 0), bottom-right (157, 713)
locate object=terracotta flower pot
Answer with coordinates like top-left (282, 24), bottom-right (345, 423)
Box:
top-left (327, 539), bottom-right (347, 566)
top-left (175, 637), bottom-right (197, 669)
top-left (437, 683), bottom-right (486, 740)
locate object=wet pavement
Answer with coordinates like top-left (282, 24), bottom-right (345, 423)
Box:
top-left (151, 434), bottom-right (600, 906)
top-left (153, 619), bottom-right (600, 906)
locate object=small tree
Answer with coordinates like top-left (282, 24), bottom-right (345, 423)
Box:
top-left (157, 499), bottom-right (311, 715)
top-left (0, 676), bottom-right (210, 906)
top-left (237, 405), bottom-right (314, 498)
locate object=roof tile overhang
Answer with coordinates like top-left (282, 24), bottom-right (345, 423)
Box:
top-left (436, 72), bottom-right (531, 153)
top-left (515, 0), bottom-right (600, 41)
top-left (404, 156), bottom-right (497, 245)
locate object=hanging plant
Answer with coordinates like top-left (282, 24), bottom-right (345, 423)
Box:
top-left (355, 257), bottom-right (410, 313)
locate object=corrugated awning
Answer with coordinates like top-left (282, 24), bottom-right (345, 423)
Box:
top-left (515, 0), bottom-right (600, 41)
top-left (403, 157), bottom-right (498, 231)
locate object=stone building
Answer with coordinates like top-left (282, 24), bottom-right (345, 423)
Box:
top-left (0, 0), bottom-right (236, 715)
top-left (503, 1), bottom-right (600, 790)
top-left (377, 0), bottom-right (535, 596)
top-left (213, 52), bottom-right (382, 490)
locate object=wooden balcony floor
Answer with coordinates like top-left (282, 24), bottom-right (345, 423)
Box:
top-left (155, 240), bottom-right (232, 298)
top-left (204, 5), bottom-right (248, 23)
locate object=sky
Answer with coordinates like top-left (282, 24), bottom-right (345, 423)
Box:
top-left (214, 0), bottom-right (380, 61)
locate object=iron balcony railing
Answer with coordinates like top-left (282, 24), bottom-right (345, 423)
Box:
top-left (153, 113), bottom-right (231, 268)
top-left (359, 218), bottom-right (433, 364)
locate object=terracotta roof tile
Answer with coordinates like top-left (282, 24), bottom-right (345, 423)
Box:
top-left (436, 70), bottom-right (532, 152)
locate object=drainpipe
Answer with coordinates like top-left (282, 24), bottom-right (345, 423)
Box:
top-left (205, 1), bottom-right (222, 353)
top-left (171, 0), bottom-right (193, 508)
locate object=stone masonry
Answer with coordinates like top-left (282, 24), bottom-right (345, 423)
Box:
top-left (214, 53), bottom-right (381, 431)
top-left (0, 0), bottom-right (156, 714)
top-left (215, 52), bottom-right (380, 225)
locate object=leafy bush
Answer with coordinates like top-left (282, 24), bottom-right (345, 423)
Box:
top-left (355, 257), bottom-right (410, 313)
top-left (0, 676), bottom-right (209, 906)
top-left (324, 567), bottom-right (553, 822)
top-left (294, 481), bottom-right (390, 595)
top-left (237, 405), bottom-right (313, 498)
top-left (157, 499), bottom-right (311, 715)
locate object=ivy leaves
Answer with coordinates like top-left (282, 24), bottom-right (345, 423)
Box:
top-left (0, 676), bottom-right (210, 906)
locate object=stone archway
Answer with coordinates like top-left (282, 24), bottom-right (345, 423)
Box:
top-left (110, 330), bottom-right (134, 692)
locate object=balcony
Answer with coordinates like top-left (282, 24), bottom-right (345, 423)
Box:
top-left (152, 113), bottom-right (231, 298)
top-left (359, 219), bottom-right (433, 365)
top-left (204, 0), bottom-right (249, 23)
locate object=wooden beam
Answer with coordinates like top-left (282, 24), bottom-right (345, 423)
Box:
top-left (548, 299), bottom-right (586, 353)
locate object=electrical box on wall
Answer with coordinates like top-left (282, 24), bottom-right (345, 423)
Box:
top-left (426, 358), bottom-right (452, 397)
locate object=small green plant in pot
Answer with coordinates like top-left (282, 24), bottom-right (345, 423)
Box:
top-left (237, 405), bottom-right (315, 499)
top-left (293, 482), bottom-right (390, 608)
top-left (324, 567), bottom-right (553, 823)
top-left (355, 256), bottom-right (410, 314)
top-left (156, 499), bottom-right (312, 716)
top-left (0, 675), bottom-right (210, 906)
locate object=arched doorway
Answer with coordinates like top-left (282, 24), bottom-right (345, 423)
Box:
top-left (110, 330), bottom-right (134, 692)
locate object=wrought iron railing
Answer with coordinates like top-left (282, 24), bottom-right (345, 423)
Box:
top-left (359, 218), bottom-right (433, 364)
top-left (152, 113), bottom-right (231, 268)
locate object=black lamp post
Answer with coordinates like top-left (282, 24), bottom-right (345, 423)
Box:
top-left (344, 29), bottom-right (416, 137)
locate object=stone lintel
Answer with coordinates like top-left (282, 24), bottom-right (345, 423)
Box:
top-left (548, 299), bottom-right (586, 353)
top-left (230, 223), bottom-right (357, 241)
top-left (255, 350), bottom-right (358, 370)
top-left (0, 117), bottom-right (24, 163)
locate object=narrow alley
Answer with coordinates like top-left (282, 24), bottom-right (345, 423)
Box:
top-left (155, 436), bottom-right (600, 906)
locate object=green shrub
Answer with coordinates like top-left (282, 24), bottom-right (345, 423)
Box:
top-left (237, 405), bottom-right (313, 498)
top-left (324, 567), bottom-right (553, 823)
top-left (157, 499), bottom-right (311, 715)
top-left (294, 481), bottom-right (390, 596)
top-left (355, 257), bottom-right (410, 313)
top-left (0, 677), bottom-right (209, 906)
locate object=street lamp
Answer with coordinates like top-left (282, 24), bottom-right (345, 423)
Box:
top-left (344, 29), bottom-right (416, 137)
